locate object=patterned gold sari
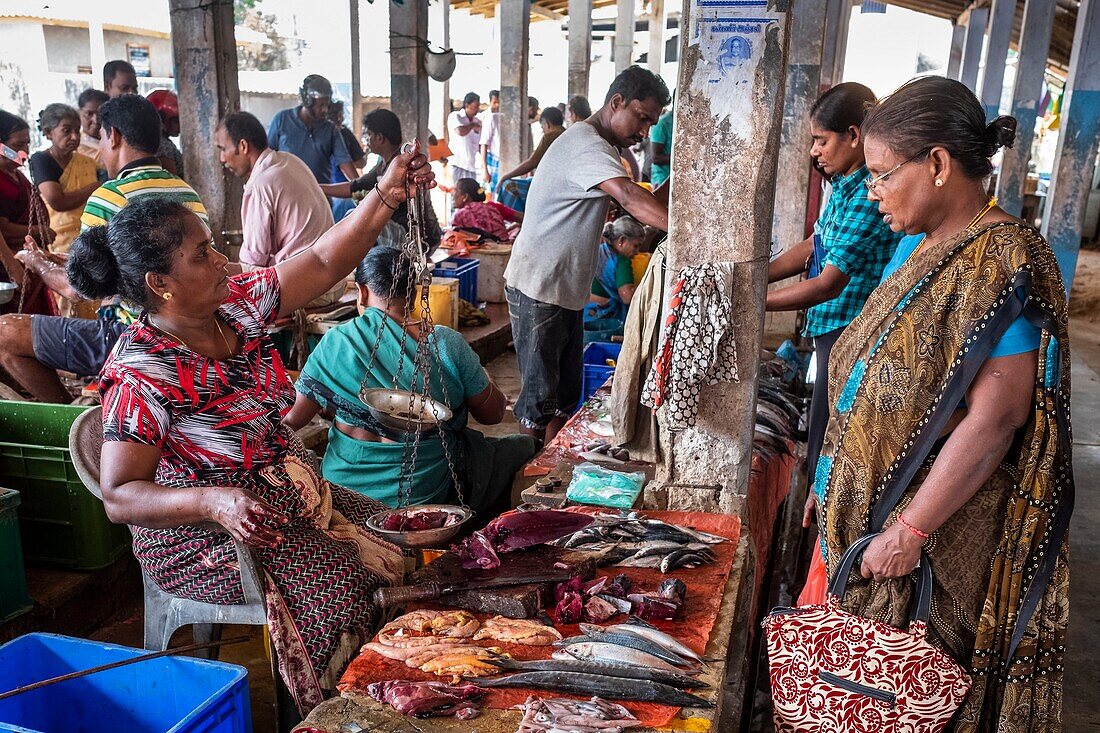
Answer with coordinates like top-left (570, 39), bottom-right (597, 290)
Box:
top-left (815, 222), bottom-right (1072, 732)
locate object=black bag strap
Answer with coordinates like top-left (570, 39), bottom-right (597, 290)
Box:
top-left (828, 533), bottom-right (933, 629)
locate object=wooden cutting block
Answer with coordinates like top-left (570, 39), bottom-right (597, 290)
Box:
top-left (409, 546), bottom-right (597, 619)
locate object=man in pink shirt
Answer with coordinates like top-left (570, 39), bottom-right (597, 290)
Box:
top-left (215, 111), bottom-right (344, 306)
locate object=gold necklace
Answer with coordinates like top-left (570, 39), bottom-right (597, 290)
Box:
top-left (914, 196), bottom-right (997, 254)
top-left (151, 316), bottom-right (234, 360)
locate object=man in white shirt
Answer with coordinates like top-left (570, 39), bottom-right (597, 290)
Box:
top-left (479, 89), bottom-right (501, 192)
top-left (215, 111), bottom-right (343, 306)
top-left (447, 92), bottom-right (482, 182)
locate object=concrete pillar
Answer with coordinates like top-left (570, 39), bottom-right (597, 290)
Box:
top-left (168, 0), bottom-right (241, 242)
top-left (615, 0), bottom-right (634, 75)
top-left (767, 0), bottom-right (827, 340)
top-left (350, 0), bottom-right (363, 139)
top-left (980, 0), bottom-right (1016, 119)
top-left (657, 1), bottom-right (790, 511)
top-left (391, 0), bottom-right (430, 146)
top-left (568, 0), bottom-right (594, 101)
top-left (958, 7), bottom-right (988, 93)
top-left (946, 22), bottom-right (966, 79)
top-left (1041, 0), bottom-right (1100, 286)
top-left (89, 17), bottom-right (106, 84)
top-left (820, 0), bottom-right (850, 87)
top-left (647, 0), bottom-right (665, 74)
top-left (995, 0), bottom-right (1056, 217)
top-left (500, 0), bottom-right (531, 170)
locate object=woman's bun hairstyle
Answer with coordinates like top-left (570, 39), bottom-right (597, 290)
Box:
top-left (67, 197), bottom-right (193, 308)
top-left (862, 76), bottom-right (1017, 180)
top-left (454, 177), bottom-right (486, 202)
top-left (984, 115), bottom-right (1017, 155)
top-left (67, 225), bottom-right (121, 300)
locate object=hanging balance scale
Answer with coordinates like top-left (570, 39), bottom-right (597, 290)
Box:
top-left (363, 149), bottom-right (472, 548)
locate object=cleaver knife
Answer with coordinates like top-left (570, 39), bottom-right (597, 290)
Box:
top-left (374, 569), bottom-right (576, 608)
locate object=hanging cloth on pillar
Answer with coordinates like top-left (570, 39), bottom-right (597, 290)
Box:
top-left (610, 243), bottom-right (666, 463)
top-left (641, 261), bottom-right (738, 430)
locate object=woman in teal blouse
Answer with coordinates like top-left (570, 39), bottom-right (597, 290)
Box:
top-left (284, 246), bottom-right (537, 515)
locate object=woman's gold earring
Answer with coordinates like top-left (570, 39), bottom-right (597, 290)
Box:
top-left (162, 292), bottom-right (174, 301)
top-left (934, 179), bottom-right (944, 187)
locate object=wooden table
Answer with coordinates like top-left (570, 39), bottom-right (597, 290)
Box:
top-left (295, 530), bottom-right (756, 733)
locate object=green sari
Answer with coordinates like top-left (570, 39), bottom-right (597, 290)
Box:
top-left (816, 222), bottom-right (1072, 731)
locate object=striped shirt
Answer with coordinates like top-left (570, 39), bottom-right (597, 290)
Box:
top-left (81, 158), bottom-right (208, 230)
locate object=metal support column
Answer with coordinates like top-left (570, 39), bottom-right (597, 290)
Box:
top-left (959, 7), bottom-right (989, 92)
top-left (995, 0), bottom-right (1056, 218)
top-left (168, 0), bottom-right (241, 242)
top-left (350, 0), bottom-right (362, 138)
top-left (568, 0), bottom-right (594, 101)
top-left (1042, 0), bottom-right (1100, 285)
top-left (500, 0), bottom-right (532, 169)
top-left (615, 0), bottom-right (635, 75)
top-left (980, 0), bottom-right (1016, 119)
top-left (946, 22), bottom-right (966, 78)
top-left (821, 0), bottom-right (850, 87)
top-left (391, 0), bottom-right (430, 146)
top-left (648, 0), bottom-right (665, 73)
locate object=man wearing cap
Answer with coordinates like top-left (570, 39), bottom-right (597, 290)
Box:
top-left (446, 92), bottom-right (482, 182)
top-left (266, 74), bottom-right (357, 185)
top-left (147, 89), bottom-right (184, 179)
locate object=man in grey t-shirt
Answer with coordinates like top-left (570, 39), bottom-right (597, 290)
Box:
top-left (504, 66), bottom-right (671, 443)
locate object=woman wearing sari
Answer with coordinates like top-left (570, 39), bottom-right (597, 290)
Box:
top-left (810, 77), bottom-right (1071, 730)
top-left (285, 244), bottom-right (537, 518)
top-left (30, 104), bottom-right (100, 255)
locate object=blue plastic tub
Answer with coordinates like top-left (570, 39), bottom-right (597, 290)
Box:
top-left (0, 633), bottom-right (251, 733)
top-left (583, 317), bottom-right (623, 345)
top-left (580, 342), bottom-right (623, 408)
top-left (433, 257), bottom-right (479, 304)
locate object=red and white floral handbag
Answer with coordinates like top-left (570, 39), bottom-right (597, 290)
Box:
top-left (763, 534), bottom-right (971, 732)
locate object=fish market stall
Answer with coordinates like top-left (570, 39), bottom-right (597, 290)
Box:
top-left (295, 508), bottom-right (751, 733)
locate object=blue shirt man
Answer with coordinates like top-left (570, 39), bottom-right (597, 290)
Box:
top-left (267, 74), bottom-right (355, 185)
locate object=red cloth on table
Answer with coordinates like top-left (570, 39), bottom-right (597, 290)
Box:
top-left (338, 510), bottom-right (742, 727)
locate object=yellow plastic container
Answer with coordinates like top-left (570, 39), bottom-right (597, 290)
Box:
top-left (412, 276), bottom-right (459, 330)
top-left (631, 252), bottom-right (652, 286)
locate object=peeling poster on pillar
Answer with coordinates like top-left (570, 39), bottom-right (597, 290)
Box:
top-left (689, 0), bottom-right (784, 133)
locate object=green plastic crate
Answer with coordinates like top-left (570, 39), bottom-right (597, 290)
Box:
top-left (0, 488), bottom-right (31, 621)
top-left (0, 401), bottom-right (130, 570)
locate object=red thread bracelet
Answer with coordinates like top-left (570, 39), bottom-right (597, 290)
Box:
top-left (897, 513), bottom-right (930, 540)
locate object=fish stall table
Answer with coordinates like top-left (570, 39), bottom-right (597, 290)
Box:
top-left (295, 511), bottom-right (753, 733)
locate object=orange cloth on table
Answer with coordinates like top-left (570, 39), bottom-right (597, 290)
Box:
top-left (339, 510), bottom-right (741, 728)
top-left (797, 539), bottom-right (828, 607)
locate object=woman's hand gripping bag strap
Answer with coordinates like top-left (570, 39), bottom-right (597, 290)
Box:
top-left (763, 534), bottom-right (971, 732)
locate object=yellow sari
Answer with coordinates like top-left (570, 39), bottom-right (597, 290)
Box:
top-left (46, 152), bottom-right (99, 255)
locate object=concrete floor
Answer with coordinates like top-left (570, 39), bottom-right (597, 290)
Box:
top-left (1062, 319), bottom-right (1100, 732)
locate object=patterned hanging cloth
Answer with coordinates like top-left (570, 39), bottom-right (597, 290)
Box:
top-left (642, 262), bottom-right (738, 429)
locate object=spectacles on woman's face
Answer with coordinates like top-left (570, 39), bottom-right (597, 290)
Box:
top-left (864, 150), bottom-right (929, 193)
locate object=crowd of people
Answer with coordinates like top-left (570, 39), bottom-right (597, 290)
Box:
top-left (0, 54), bottom-right (1074, 730)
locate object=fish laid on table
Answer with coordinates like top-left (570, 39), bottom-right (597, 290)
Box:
top-left (488, 657), bottom-right (709, 690)
top-left (362, 641), bottom-right (469, 662)
top-left (414, 646), bottom-right (509, 681)
top-left (558, 625), bottom-right (695, 668)
top-left (555, 641), bottom-right (685, 673)
top-left (515, 695), bottom-right (642, 733)
top-left (376, 609), bottom-right (479, 647)
top-left (552, 515), bottom-right (724, 571)
top-left (366, 679), bottom-right (485, 720)
top-left (478, 671), bottom-right (713, 708)
top-left (473, 616), bottom-right (563, 646)
top-left (602, 618), bottom-right (705, 664)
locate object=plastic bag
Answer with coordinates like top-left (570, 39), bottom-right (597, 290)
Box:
top-left (796, 538), bottom-right (828, 606)
top-left (565, 462), bottom-right (645, 508)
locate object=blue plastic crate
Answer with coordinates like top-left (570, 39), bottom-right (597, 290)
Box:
top-left (580, 342), bottom-right (622, 408)
top-left (433, 257), bottom-right (479, 304)
top-left (0, 633), bottom-right (251, 733)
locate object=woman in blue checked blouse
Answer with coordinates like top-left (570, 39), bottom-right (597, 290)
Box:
top-left (764, 82), bottom-right (904, 499)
